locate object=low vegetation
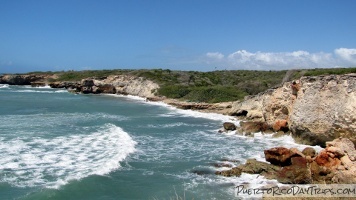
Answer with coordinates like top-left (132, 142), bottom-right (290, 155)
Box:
top-left (26, 67), bottom-right (355, 103)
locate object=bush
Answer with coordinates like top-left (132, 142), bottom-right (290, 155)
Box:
top-left (183, 86), bottom-right (248, 103)
top-left (303, 68), bottom-right (356, 76)
top-left (158, 85), bottom-right (191, 99)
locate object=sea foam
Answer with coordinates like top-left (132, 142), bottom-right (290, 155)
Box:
top-left (0, 124), bottom-right (136, 189)
top-left (0, 84), bottom-right (9, 89)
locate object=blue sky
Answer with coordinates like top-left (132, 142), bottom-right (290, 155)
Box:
top-left (1, 0), bottom-right (356, 73)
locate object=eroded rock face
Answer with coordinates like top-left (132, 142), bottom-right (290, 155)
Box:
top-left (229, 73), bottom-right (356, 146)
top-left (102, 75), bottom-right (159, 97)
top-left (290, 74), bottom-right (356, 146)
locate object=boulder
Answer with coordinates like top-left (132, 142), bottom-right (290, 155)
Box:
top-left (223, 122), bottom-right (236, 131)
top-left (264, 147), bottom-right (302, 166)
top-left (237, 121), bottom-right (269, 134)
top-left (314, 150), bottom-right (341, 169)
top-left (215, 159), bottom-right (280, 179)
top-left (302, 147), bottom-right (316, 158)
top-left (239, 159), bottom-right (281, 179)
top-left (276, 157), bottom-right (312, 184)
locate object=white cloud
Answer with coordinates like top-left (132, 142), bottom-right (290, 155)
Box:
top-left (203, 48), bottom-right (356, 70)
top-left (206, 52), bottom-right (224, 60)
top-left (334, 48), bottom-right (356, 64)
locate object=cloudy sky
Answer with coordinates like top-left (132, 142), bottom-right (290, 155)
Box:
top-left (1, 0), bottom-right (356, 73)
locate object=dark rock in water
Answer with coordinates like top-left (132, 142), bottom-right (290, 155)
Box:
top-left (215, 159), bottom-right (280, 179)
top-left (223, 122), bottom-right (236, 131)
top-left (31, 82), bottom-right (46, 87)
top-left (239, 159), bottom-right (281, 179)
top-left (211, 162), bottom-right (233, 168)
top-left (220, 158), bottom-right (240, 163)
top-left (191, 168), bottom-right (215, 175)
top-left (215, 166), bottom-right (242, 177)
top-left (81, 86), bottom-right (92, 94)
top-left (264, 147), bottom-right (302, 166)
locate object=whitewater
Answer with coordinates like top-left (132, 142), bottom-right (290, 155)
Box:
top-left (0, 84), bottom-right (321, 199)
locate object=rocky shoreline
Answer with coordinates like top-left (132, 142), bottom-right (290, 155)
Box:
top-left (216, 137), bottom-right (356, 184)
top-left (1, 73), bottom-right (355, 146)
top-left (1, 72), bottom-right (355, 185)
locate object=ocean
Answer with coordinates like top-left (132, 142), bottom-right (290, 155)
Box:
top-left (0, 84), bottom-right (320, 199)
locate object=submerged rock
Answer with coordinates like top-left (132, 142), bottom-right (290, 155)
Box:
top-left (223, 122), bottom-right (236, 131)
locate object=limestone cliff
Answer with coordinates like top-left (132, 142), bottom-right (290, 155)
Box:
top-left (93, 75), bottom-right (159, 97)
top-left (49, 75), bottom-right (160, 98)
top-left (230, 73), bottom-right (356, 146)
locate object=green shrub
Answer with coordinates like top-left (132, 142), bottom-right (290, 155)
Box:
top-left (158, 85), bottom-right (191, 99)
top-left (182, 86), bottom-right (248, 103)
top-left (303, 67), bottom-right (356, 76)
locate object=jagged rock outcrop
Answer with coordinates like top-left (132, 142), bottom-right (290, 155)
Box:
top-left (230, 73), bottom-right (356, 146)
top-left (0, 74), bottom-right (53, 85)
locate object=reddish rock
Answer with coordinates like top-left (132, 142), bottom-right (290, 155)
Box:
top-left (264, 147), bottom-right (302, 166)
top-left (273, 120), bottom-right (289, 132)
top-left (314, 150), bottom-right (341, 169)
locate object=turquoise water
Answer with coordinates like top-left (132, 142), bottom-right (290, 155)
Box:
top-left (0, 84), bottom-right (317, 199)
